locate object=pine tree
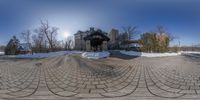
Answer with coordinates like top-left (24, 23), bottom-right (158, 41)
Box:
top-left (5, 36), bottom-right (20, 55)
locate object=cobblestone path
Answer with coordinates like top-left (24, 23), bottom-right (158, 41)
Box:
top-left (0, 54), bottom-right (200, 100)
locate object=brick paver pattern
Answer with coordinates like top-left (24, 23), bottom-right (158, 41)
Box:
top-left (0, 54), bottom-right (200, 100)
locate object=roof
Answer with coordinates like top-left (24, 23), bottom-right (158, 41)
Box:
top-left (18, 43), bottom-right (32, 51)
top-left (125, 40), bottom-right (139, 44)
top-left (84, 30), bottom-right (110, 41)
top-left (74, 27), bottom-right (95, 35)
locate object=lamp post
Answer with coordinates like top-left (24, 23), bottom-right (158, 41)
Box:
top-left (178, 40), bottom-right (180, 51)
top-left (80, 34), bottom-right (83, 51)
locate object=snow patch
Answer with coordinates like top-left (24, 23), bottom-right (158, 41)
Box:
top-left (1, 51), bottom-right (82, 59)
top-left (81, 51), bottom-right (110, 59)
top-left (120, 50), bottom-right (181, 57)
top-left (0, 52), bottom-right (4, 55)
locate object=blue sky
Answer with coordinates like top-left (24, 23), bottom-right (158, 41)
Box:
top-left (0, 0), bottom-right (200, 46)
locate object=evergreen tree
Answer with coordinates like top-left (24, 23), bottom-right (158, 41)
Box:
top-left (5, 36), bottom-right (20, 55)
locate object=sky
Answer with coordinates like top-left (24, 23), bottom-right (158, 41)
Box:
top-left (0, 0), bottom-right (200, 46)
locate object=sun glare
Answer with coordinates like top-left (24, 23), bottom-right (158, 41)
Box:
top-left (63, 32), bottom-right (70, 38)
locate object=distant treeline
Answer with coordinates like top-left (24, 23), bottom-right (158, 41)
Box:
top-left (180, 46), bottom-right (200, 51)
top-left (0, 46), bottom-right (5, 52)
top-left (168, 46), bottom-right (200, 52)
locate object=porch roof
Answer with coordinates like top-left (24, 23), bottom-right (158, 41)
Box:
top-left (84, 31), bottom-right (110, 41)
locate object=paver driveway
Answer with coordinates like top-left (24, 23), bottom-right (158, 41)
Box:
top-left (0, 54), bottom-right (200, 100)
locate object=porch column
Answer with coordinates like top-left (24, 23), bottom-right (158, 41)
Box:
top-left (102, 41), bottom-right (108, 50)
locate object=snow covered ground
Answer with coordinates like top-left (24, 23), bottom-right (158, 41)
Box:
top-left (0, 52), bottom-right (4, 55)
top-left (1, 51), bottom-right (82, 59)
top-left (180, 51), bottom-right (200, 58)
top-left (1, 50), bottom-right (200, 59)
top-left (180, 51), bottom-right (200, 54)
top-left (120, 50), bottom-right (181, 57)
top-left (81, 51), bottom-right (110, 59)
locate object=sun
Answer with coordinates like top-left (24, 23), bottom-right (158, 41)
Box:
top-left (63, 32), bottom-right (70, 38)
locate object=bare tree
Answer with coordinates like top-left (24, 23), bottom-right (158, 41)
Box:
top-left (53, 40), bottom-right (63, 50)
top-left (156, 25), bottom-right (165, 34)
top-left (0, 45), bottom-right (5, 52)
top-left (122, 26), bottom-right (138, 49)
top-left (35, 20), bottom-right (59, 51)
top-left (64, 36), bottom-right (74, 50)
top-left (32, 33), bottom-right (45, 52)
top-left (20, 30), bottom-right (32, 44)
top-left (156, 25), bottom-right (176, 42)
top-left (61, 40), bottom-right (65, 49)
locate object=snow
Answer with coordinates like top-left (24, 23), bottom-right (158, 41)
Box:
top-left (180, 51), bottom-right (200, 54)
top-left (180, 51), bottom-right (200, 58)
top-left (1, 51), bottom-right (82, 59)
top-left (81, 51), bottom-right (110, 59)
top-left (0, 52), bottom-right (4, 55)
top-left (120, 50), bottom-right (181, 57)
top-left (1, 50), bottom-right (200, 59)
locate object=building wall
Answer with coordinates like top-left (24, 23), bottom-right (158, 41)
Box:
top-left (108, 29), bottom-right (119, 44)
top-left (107, 29), bottom-right (119, 49)
top-left (85, 40), bottom-right (91, 51)
top-left (74, 32), bottom-right (87, 50)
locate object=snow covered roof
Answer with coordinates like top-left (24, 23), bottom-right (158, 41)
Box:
top-left (18, 43), bottom-right (31, 51)
top-left (129, 43), bottom-right (142, 47)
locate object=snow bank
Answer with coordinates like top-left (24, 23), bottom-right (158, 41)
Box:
top-left (1, 51), bottom-right (82, 59)
top-left (81, 51), bottom-right (110, 59)
top-left (120, 51), bottom-right (181, 57)
top-left (180, 51), bottom-right (200, 54)
top-left (141, 52), bottom-right (181, 57)
top-left (180, 51), bottom-right (200, 58)
top-left (0, 52), bottom-right (4, 55)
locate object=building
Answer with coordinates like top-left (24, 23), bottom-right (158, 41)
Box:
top-left (18, 43), bottom-right (32, 54)
top-left (84, 30), bottom-right (110, 51)
top-left (108, 29), bottom-right (119, 44)
top-left (108, 29), bottom-right (119, 49)
top-left (121, 40), bottom-right (141, 51)
top-left (74, 27), bottom-right (112, 51)
top-left (74, 28), bottom-right (94, 50)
